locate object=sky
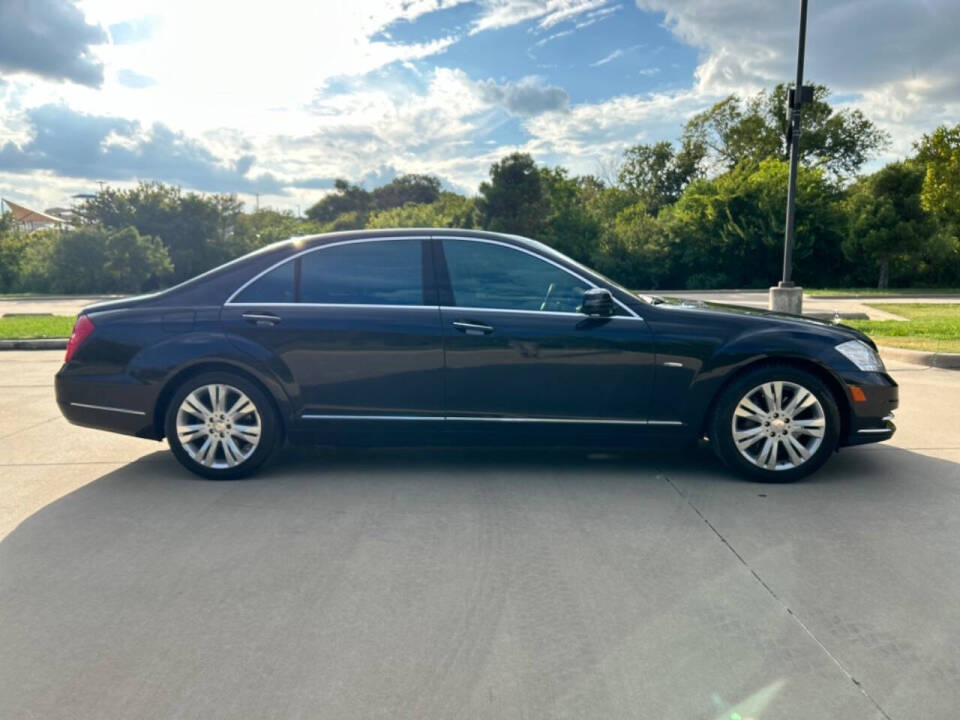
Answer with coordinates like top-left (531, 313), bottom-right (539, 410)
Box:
top-left (0, 0), bottom-right (957, 213)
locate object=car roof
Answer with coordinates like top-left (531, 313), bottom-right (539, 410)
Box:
top-left (271, 228), bottom-right (547, 254)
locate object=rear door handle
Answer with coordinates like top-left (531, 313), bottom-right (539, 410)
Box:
top-left (242, 312), bottom-right (282, 327)
top-left (452, 320), bottom-right (493, 336)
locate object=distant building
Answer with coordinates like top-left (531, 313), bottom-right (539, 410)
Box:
top-left (1, 198), bottom-right (74, 232)
top-left (43, 206), bottom-right (81, 224)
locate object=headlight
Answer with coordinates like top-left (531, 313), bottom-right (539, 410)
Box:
top-left (835, 340), bottom-right (884, 372)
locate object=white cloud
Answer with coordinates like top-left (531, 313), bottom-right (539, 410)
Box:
top-left (472, 0), bottom-right (613, 34)
top-left (635, 0), bottom-right (960, 162)
top-left (523, 89), bottom-right (714, 166)
top-left (477, 77), bottom-right (569, 115)
top-left (591, 49), bottom-right (625, 67)
top-left (5, 0), bottom-right (959, 212)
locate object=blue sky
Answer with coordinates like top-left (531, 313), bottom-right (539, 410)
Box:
top-left (1, 0), bottom-right (957, 212)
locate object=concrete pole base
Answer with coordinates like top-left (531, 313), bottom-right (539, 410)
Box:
top-left (769, 285), bottom-right (803, 314)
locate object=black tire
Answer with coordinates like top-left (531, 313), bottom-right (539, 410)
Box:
top-left (710, 364), bottom-right (841, 482)
top-left (164, 371), bottom-right (280, 480)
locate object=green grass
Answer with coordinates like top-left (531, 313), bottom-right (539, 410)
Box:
top-left (0, 315), bottom-right (75, 339)
top-left (846, 304), bottom-right (960, 353)
top-left (806, 288), bottom-right (960, 297)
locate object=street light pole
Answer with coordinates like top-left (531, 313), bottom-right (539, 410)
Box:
top-left (770, 0), bottom-right (810, 315)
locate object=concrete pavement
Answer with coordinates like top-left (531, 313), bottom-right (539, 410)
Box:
top-left (1, 352), bottom-right (959, 719)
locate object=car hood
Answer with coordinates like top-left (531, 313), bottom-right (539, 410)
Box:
top-left (654, 296), bottom-right (875, 346)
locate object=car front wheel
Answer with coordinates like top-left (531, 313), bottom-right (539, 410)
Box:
top-left (710, 365), bottom-right (841, 482)
top-left (164, 372), bottom-right (279, 479)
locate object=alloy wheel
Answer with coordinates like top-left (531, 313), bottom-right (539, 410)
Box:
top-left (731, 381), bottom-right (826, 471)
top-left (176, 383), bottom-right (262, 469)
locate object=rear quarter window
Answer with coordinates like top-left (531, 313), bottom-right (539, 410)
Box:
top-left (233, 260), bottom-right (296, 303)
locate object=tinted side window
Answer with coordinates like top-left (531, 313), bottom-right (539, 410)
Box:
top-left (442, 240), bottom-right (589, 313)
top-left (234, 260), bottom-right (295, 303)
top-left (300, 239), bottom-right (423, 305)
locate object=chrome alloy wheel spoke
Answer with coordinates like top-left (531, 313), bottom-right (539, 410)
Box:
top-left (731, 380), bottom-right (826, 472)
top-left (176, 384), bottom-right (262, 469)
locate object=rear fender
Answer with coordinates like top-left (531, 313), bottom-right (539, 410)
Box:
top-left (129, 333), bottom-right (296, 438)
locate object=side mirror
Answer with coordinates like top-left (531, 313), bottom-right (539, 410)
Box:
top-left (581, 288), bottom-right (615, 316)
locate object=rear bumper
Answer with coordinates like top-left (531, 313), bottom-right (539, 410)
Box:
top-left (55, 369), bottom-right (160, 439)
top-left (838, 370), bottom-right (898, 447)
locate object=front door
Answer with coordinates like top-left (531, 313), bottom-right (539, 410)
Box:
top-left (436, 238), bottom-right (655, 424)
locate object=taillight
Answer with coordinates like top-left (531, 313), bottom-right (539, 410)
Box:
top-left (65, 315), bottom-right (95, 363)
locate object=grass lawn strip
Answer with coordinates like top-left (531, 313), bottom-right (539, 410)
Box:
top-left (846, 304), bottom-right (960, 353)
top-left (0, 315), bottom-right (76, 339)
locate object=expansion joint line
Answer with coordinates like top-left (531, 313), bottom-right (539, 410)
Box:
top-left (661, 472), bottom-right (892, 720)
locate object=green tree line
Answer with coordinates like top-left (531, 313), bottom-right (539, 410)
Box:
top-left (1, 83), bottom-right (958, 294)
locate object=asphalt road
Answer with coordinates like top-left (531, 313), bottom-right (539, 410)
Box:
top-left (1, 351), bottom-right (958, 719)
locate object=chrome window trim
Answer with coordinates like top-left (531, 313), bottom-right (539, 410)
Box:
top-left (225, 302), bottom-right (642, 320)
top-left (224, 236), bottom-right (432, 306)
top-left (301, 414), bottom-right (443, 421)
top-left (435, 236), bottom-right (640, 318)
top-left (70, 402), bottom-right (146, 416)
top-left (301, 413), bottom-right (682, 426)
top-left (227, 302), bottom-right (432, 310)
top-left (223, 233), bottom-right (643, 319)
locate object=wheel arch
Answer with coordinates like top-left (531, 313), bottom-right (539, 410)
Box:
top-left (698, 356), bottom-right (851, 440)
top-left (153, 360), bottom-right (289, 440)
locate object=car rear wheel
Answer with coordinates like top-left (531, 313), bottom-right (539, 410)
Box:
top-left (710, 365), bottom-right (841, 482)
top-left (164, 372), bottom-right (279, 479)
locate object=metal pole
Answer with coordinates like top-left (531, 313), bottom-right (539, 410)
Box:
top-left (781, 0), bottom-right (808, 287)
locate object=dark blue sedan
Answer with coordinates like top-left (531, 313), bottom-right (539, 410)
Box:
top-left (56, 229), bottom-right (897, 481)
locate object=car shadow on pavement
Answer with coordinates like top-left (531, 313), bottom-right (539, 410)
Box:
top-left (1, 443), bottom-right (957, 718)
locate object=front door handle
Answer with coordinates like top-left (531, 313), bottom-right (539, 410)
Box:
top-left (452, 320), bottom-right (493, 336)
top-left (242, 312), bottom-right (282, 327)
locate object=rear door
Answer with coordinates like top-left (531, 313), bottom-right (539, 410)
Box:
top-left (222, 237), bottom-right (444, 426)
top-left (436, 237), bottom-right (655, 423)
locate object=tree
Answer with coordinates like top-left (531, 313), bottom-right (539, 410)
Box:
top-left (367, 192), bottom-right (478, 229)
top-left (478, 152), bottom-right (548, 238)
top-left (661, 158), bottom-right (847, 288)
top-left (617, 139), bottom-right (705, 214)
top-left (682, 84), bottom-right (888, 178)
top-left (101, 226), bottom-right (174, 291)
top-left (591, 203), bottom-right (673, 290)
top-left (305, 179), bottom-right (372, 225)
top-left (233, 210), bottom-right (320, 253)
top-left (44, 226), bottom-right (172, 294)
top-left (843, 162), bottom-right (935, 288)
top-left (916, 124), bottom-right (960, 231)
top-left (0, 213), bottom-right (29, 292)
top-left (537, 168), bottom-right (601, 263)
top-left (79, 182), bottom-right (243, 282)
top-left (371, 174), bottom-right (441, 211)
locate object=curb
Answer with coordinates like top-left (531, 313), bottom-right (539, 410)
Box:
top-left (879, 345), bottom-right (960, 370)
top-left (804, 312), bottom-right (870, 321)
top-left (0, 338), bottom-right (68, 350)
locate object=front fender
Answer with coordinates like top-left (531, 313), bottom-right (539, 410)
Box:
top-left (681, 326), bottom-right (849, 431)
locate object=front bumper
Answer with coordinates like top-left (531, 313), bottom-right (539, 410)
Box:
top-left (837, 370), bottom-right (898, 447)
